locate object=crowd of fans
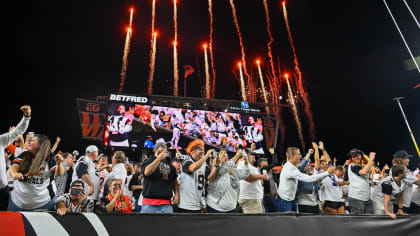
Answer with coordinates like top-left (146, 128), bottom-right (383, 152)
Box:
top-left (1, 106), bottom-right (420, 220)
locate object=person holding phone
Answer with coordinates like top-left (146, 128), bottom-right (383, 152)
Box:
top-left (141, 141), bottom-right (179, 213)
top-left (55, 180), bottom-right (93, 215)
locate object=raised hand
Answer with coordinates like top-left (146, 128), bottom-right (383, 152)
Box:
top-left (318, 141), bottom-right (325, 151)
top-left (20, 105), bottom-right (31, 117)
top-left (369, 152), bottom-right (376, 162)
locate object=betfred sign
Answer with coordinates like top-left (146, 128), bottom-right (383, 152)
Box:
top-left (109, 94), bottom-right (148, 103)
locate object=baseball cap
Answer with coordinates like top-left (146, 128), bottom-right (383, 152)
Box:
top-left (153, 141), bottom-right (169, 152)
top-left (256, 158), bottom-right (268, 166)
top-left (96, 153), bottom-right (108, 162)
top-left (393, 150), bottom-right (413, 159)
top-left (86, 145), bottom-right (99, 154)
top-left (347, 148), bottom-right (364, 157)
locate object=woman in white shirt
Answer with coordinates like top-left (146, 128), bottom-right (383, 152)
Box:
top-left (9, 134), bottom-right (64, 211)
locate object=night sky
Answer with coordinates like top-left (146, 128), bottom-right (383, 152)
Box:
top-left (3, 0), bottom-right (419, 167)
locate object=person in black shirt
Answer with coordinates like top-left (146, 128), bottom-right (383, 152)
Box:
top-left (141, 141), bottom-right (179, 213)
top-left (128, 162), bottom-right (143, 212)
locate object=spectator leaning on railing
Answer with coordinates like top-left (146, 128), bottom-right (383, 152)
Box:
top-left (0, 105), bottom-right (31, 211)
top-left (56, 180), bottom-right (93, 215)
top-left (71, 145), bottom-right (100, 211)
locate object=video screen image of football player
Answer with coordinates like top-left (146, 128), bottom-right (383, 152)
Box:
top-left (107, 104), bottom-right (133, 147)
top-left (243, 116), bottom-right (264, 154)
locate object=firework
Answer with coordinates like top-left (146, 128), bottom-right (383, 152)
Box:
top-left (119, 27), bottom-right (132, 94)
top-left (238, 63), bottom-right (247, 101)
top-left (173, 0), bottom-right (179, 96)
top-left (147, 0), bottom-right (157, 94)
top-left (285, 73), bottom-right (305, 150)
top-left (203, 44), bottom-right (211, 98)
top-left (262, 0), bottom-right (277, 81)
top-left (229, 0), bottom-right (250, 80)
top-left (208, 0), bottom-right (216, 97)
top-left (147, 32), bottom-right (157, 95)
top-left (283, 1), bottom-right (316, 141)
top-left (256, 60), bottom-right (269, 104)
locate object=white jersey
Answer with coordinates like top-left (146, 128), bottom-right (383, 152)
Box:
top-left (320, 174), bottom-right (344, 202)
top-left (371, 176), bottom-right (406, 204)
top-left (98, 168), bottom-right (110, 198)
top-left (11, 155), bottom-right (56, 210)
top-left (178, 155), bottom-right (208, 210)
top-left (72, 156), bottom-right (100, 201)
top-left (0, 116), bottom-right (30, 188)
top-left (403, 170), bottom-right (418, 207)
top-left (238, 161), bottom-right (263, 200)
top-left (348, 163), bottom-right (371, 201)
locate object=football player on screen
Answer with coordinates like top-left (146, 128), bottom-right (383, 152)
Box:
top-left (107, 104), bottom-right (133, 147)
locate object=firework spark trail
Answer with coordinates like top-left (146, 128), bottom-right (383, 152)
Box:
top-left (129, 8), bottom-right (134, 28)
top-left (173, 0), bottom-right (179, 96)
top-left (147, 33), bottom-right (157, 94)
top-left (119, 28), bottom-right (132, 94)
top-left (238, 63), bottom-right (247, 101)
top-left (262, 0), bottom-right (277, 82)
top-left (247, 72), bottom-right (258, 102)
top-left (208, 0), bottom-right (216, 98)
top-left (286, 75), bottom-right (305, 150)
top-left (204, 44), bottom-right (211, 98)
top-left (147, 0), bottom-right (157, 94)
top-left (256, 60), bottom-right (269, 106)
top-left (283, 1), bottom-right (316, 141)
top-left (229, 0), bottom-right (250, 81)
top-left (264, 62), bottom-right (285, 146)
top-left (151, 0), bottom-right (156, 34)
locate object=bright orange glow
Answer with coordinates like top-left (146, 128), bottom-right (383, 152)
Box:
top-left (284, 73), bottom-right (289, 78)
top-left (127, 27), bottom-right (132, 33)
top-left (154, 31), bottom-right (158, 37)
top-left (282, 1), bottom-right (286, 5)
top-left (203, 43), bottom-right (208, 49)
top-left (173, 40), bottom-right (177, 46)
top-left (256, 59), bottom-right (261, 65)
top-left (130, 7), bottom-right (134, 13)
top-left (238, 62), bottom-right (242, 67)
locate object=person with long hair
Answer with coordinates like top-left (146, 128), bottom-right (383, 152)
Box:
top-left (9, 134), bottom-right (64, 211)
top-left (347, 148), bottom-right (376, 214)
top-left (0, 105), bottom-right (31, 211)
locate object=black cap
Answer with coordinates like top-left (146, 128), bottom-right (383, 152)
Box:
top-left (256, 158), bottom-right (268, 167)
top-left (394, 150), bottom-right (413, 159)
top-left (347, 148), bottom-right (364, 157)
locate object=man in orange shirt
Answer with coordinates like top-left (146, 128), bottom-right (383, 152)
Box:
top-left (100, 178), bottom-right (132, 213)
